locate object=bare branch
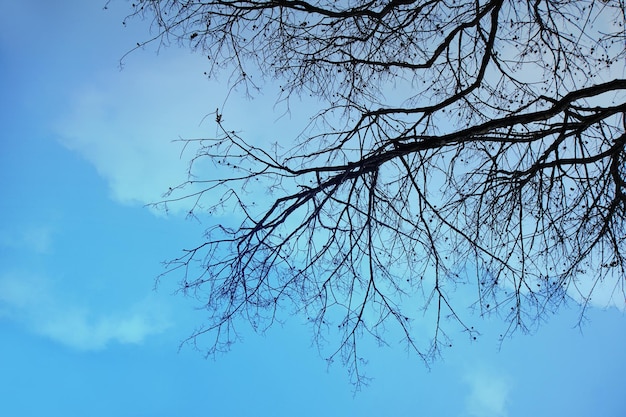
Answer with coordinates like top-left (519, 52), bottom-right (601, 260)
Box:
top-left (129, 0), bottom-right (626, 385)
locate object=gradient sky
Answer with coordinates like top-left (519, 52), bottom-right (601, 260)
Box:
top-left (1, 1), bottom-right (625, 416)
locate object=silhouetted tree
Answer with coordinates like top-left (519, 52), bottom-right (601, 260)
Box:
top-left (128, 0), bottom-right (626, 386)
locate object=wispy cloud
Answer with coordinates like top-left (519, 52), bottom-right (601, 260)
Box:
top-left (0, 271), bottom-right (171, 350)
top-left (0, 225), bottom-right (54, 254)
top-left (464, 368), bottom-right (511, 417)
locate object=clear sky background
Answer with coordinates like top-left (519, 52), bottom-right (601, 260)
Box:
top-left (1, 1), bottom-right (625, 416)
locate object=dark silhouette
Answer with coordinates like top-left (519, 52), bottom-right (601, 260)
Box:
top-left (128, 0), bottom-right (626, 387)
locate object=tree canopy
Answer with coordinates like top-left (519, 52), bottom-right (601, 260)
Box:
top-left (127, 0), bottom-right (626, 385)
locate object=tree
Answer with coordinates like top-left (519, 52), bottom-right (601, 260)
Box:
top-left (127, 0), bottom-right (626, 385)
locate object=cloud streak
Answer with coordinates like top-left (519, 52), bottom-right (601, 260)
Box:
top-left (0, 271), bottom-right (171, 350)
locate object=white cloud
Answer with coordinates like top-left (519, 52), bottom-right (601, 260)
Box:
top-left (464, 368), bottom-right (511, 417)
top-left (568, 273), bottom-right (625, 312)
top-left (53, 44), bottom-right (319, 216)
top-left (0, 271), bottom-right (171, 350)
top-left (54, 50), bottom-right (218, 211)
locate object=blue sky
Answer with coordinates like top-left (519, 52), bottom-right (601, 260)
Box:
top-left (1, 1), bottom-right (625, 416)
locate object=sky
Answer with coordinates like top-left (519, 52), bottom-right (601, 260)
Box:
top-left (0, 1), bottom-right (625, 416)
